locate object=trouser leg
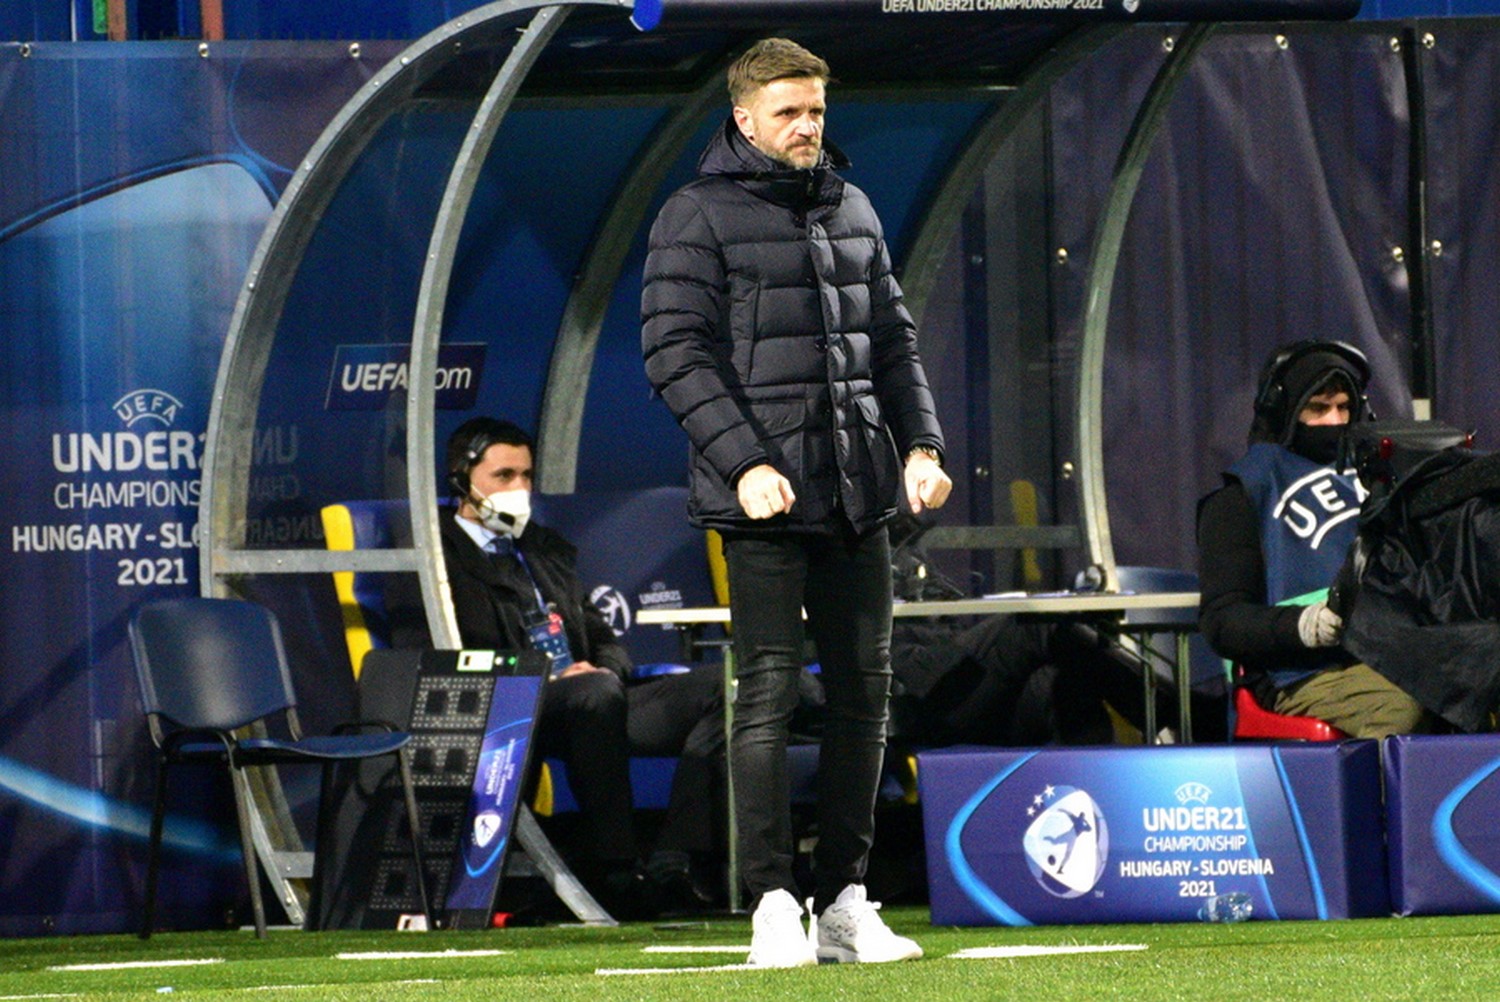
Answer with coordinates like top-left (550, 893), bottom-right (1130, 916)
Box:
top-left (535, 670), bottom-right (635, 863)
top-left (803, 527), bottom-right (893, 913)
top-left (1273, 662), bottom-right (1434, 739)
top-left (627, 666), bottom-right (725, 855)
top-left (723, 533), bottom-right (808, 903)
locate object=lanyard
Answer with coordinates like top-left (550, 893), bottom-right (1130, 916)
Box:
top-left (504, 543), bottom-right (550, 616)
top-left (504, 544), bottom-right (575, 674)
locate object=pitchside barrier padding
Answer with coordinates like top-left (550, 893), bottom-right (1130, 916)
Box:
top-left (919, 742), bottom-right (1389, 925)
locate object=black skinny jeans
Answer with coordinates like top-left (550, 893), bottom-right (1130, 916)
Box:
top-left (723, 525), bottom-right (893, 913)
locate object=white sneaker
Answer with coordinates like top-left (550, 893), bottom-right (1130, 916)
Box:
top-left (747, 889), bottom-right (817, 968)
top-left (815, 884), bottom-right (923, 963)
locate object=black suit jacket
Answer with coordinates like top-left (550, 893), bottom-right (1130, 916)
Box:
top-left (390, 508), bottom-right (633, 680)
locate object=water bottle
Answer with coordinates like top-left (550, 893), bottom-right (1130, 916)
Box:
top-left (1198, 891), bottom-right (1253, 923)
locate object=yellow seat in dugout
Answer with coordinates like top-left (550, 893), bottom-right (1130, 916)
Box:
top-left (319, 500), bottom-right (397, 682)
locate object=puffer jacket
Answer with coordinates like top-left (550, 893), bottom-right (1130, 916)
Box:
top-left (641, 118), bottom-right (944, 534)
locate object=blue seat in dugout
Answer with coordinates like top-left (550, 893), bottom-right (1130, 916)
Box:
top-left (319, 488), bottom-right (717, 814)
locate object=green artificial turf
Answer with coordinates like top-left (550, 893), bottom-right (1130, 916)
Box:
top-left (3, 909), bottom-right (1500, 1000)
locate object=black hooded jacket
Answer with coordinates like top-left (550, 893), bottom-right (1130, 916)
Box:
top-left (1197, 348), bottom-right (1368, 702)
top-left (641, 118), bottom-right (944, 534)
top-left (1341, 448), bottom-right (1500, 732)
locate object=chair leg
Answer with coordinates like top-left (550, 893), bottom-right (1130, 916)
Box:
top-left (228, 767), bottom-right (268, 939)
top-left (395, 747), bottom-right (433, 929)
top-left (142, 759), bottom-right (170, 939)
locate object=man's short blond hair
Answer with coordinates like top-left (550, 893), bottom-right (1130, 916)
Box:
top-left (727, 37), bottom-right (830, 106)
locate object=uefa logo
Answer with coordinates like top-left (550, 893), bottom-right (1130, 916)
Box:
top-left (590, 584), bottom-right (633, 636)
top-left (112, 389), bottom-right (184, 428)
top-left (1022, 785), bottom-right (1110, 898)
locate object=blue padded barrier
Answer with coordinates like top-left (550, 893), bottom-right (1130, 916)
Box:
top-left (919, 742), bottom-right (1387, 925)
top-left (1385, 734), bottom-right (1500, 916)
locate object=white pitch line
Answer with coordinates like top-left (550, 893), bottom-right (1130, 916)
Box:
top-left (598, 964), bottom-right (757, 976)
top-left (598, 942), bottom-right (1149, 975)
top-left (244, 986), bottom-right (320, 993)
top-left (47, 959), bottom-right (224, 972)
top-left (244, 980), bottom-right (441, 993)
top-left (0, 994), bottom-right (82, 1000)
top-left (335, 949), bottom-right (507, 961)
top-left (950, 944), bottom-right (1148, 959)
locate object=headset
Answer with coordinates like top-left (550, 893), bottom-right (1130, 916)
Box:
top-left (445, 433), bottom-right (489, 499)
top-left (1252, 339), bottom-right (1371, 424)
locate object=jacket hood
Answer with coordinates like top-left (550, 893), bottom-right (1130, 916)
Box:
top-left (697, 116), bottom-right (850, 208)
top-left (1249, 343), bottom-right (1370, 448)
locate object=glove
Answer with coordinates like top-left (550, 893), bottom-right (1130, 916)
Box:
top-left (1297, 601), bottom-right (1344, 648)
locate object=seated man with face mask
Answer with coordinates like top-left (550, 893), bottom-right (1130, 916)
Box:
top-left (1197, 340), bottom-right (1435, 739)
top-left (395, 417), bottom-right (724, 917)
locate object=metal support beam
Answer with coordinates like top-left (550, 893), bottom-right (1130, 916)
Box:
top-left (201, 1), bottom-right (631, 929)
top-left (536, 52), bottom-right (739, 492)
top-left (1076, 23), bottom-right (1215, 592)
top-left (409, 5), bottom-right (571, 648)
top-left (203, 5), bottom-right (571, 592)
top-left (1400, 24), bottom-right (1435, 417)
top-left (900, 24), bottom-right (1126, 330)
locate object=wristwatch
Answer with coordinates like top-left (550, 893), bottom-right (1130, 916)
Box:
top-left (906, 447), bottom-right (942, 467)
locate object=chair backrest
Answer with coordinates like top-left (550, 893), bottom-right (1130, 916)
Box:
top-left (130, 597), bottom-right (298, 735)
top-left (320, 499), bottom-right (412, 675)
top-left (1113, 565), bottom-right (1200, 628)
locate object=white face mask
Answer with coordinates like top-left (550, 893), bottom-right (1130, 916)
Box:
top-left (472, 487), bottom-right (531, 538)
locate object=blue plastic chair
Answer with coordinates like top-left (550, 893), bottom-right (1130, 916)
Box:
top-left (128, 597), bottom-right (431, 938)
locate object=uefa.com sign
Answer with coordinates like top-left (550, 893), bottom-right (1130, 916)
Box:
top-left (324, 343), bottom-right (487, 410)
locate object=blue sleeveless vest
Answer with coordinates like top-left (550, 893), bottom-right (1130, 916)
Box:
top-left (1226, 443), bottom-right (1365, 689)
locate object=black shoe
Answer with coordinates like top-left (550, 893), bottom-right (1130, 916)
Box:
top-left (582, 865), bottom-right (661, 922)
top-left (645, 851), bottom-right (719, 916)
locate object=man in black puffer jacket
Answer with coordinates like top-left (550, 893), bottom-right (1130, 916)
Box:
top-left (642, 37), bottom-right (950, 967)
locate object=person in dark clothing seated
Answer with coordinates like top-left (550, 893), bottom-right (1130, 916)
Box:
top-left (882, 526), bottom-right (1199, 747)
top-left (890, 616), bottom-right (1142, 748)
top-left (1196, 339), bottom-right (1435, 739)
top-left (398, 416), bottom-right (725, 916)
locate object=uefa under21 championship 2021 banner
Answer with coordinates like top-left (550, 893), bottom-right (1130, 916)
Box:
top-left (0, 41), bottom-right (401, 936)
top-left (919, 743), bottom-right (1391, 925)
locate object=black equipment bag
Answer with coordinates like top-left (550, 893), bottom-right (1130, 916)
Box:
top-left (1335, 421), bottom-right (1500, 732)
